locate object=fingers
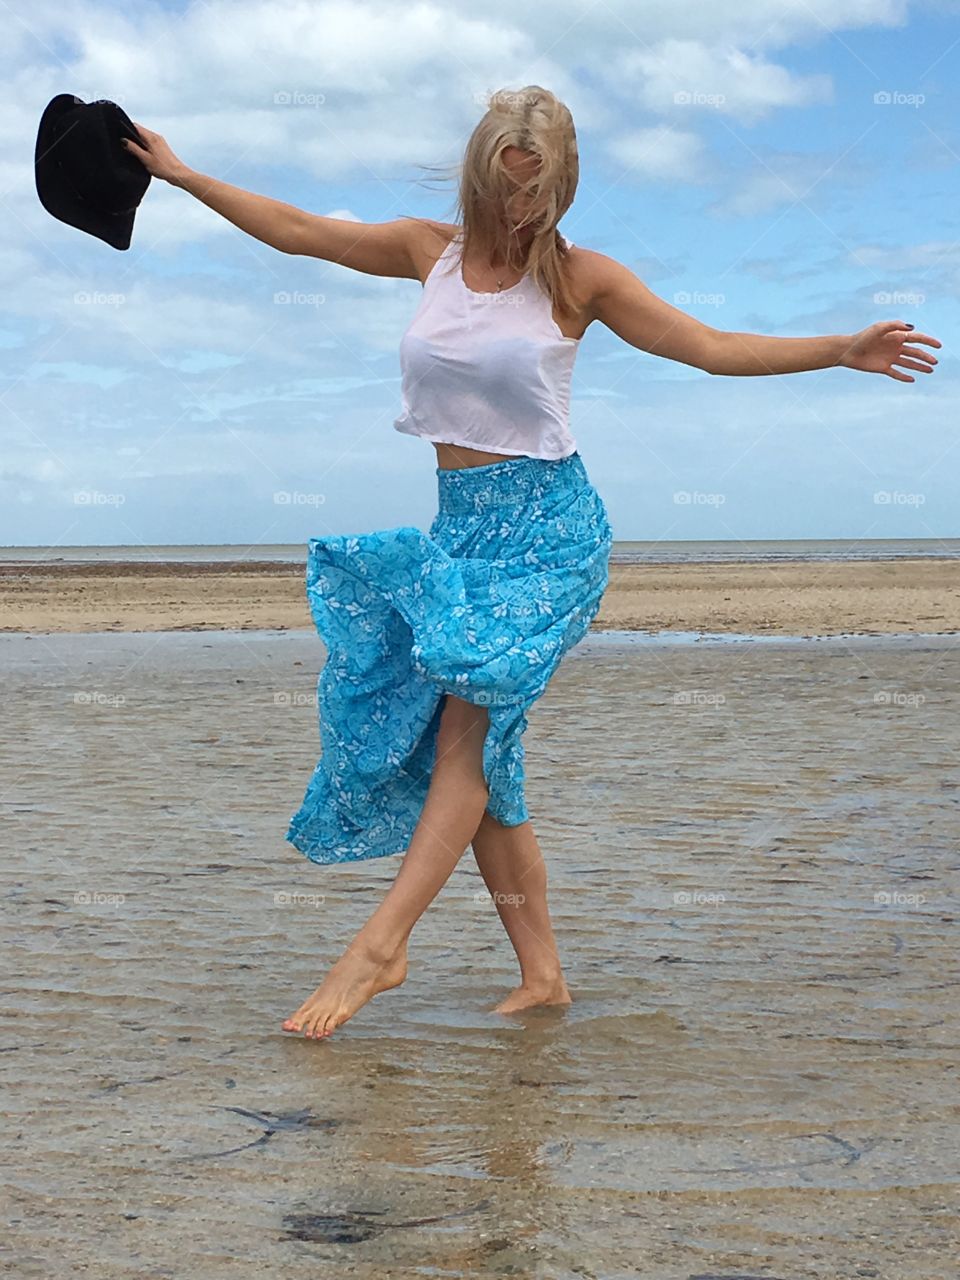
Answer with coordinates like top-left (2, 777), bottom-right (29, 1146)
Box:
top-left (884, 333), bottom-right (941, 382)
top-left (885, 324), bottom-right (941, 349)
top-left (127, 121), bottom-right (153, 148)
top-left (900, 345), bottom-right (938, 364)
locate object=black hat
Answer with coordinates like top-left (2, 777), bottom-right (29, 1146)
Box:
top-left (35, 94), bottom-right (151, 251)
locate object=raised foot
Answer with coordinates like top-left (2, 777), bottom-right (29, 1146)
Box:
top-left (282, 941), bottom-right (408, 1040)
top-left (493, 976), bottom-right (572, 1015)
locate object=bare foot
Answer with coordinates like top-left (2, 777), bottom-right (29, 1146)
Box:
top-left (282, 940), bottom-right (408, 1039)
top-left (493, 975), bottom-right (572, 1014)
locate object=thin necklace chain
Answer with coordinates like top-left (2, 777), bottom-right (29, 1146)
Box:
top-left (459, 229), bottom-right (526, 291)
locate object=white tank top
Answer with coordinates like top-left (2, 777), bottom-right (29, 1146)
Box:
top-left (393, 230), bottom-right (580, 459)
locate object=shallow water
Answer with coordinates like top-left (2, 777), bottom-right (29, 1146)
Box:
top-left (3, 534), bottom-right (959, 566)
top-left (2, 628), bottom-right (958, 1277)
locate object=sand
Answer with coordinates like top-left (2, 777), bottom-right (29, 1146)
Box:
top-left (1, 556), bottom-right (959, 635)
top-left (2, 627), bottom-right (958, 1278)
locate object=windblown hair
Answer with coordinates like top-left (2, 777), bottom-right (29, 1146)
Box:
top-left (411, 86), bottom-right (580, 319)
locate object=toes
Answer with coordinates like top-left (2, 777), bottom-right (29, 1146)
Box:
top-left (281, 996), bottom-right (349, 1041)
top-left (284, 1003), bottom-right (309, 1029)
top-left (282, 997), bottom-right (335, 1039)
top-left (297, 1010), bottom-right (317, 1037)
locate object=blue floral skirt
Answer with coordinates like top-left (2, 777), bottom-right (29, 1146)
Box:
top-left (285, 450), bottom-right (613, 865)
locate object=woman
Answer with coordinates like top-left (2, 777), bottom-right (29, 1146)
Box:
top-left (124, 85), bottom-right (940, 1040)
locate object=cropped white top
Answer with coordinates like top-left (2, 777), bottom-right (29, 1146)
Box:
top-left (393, 231), bottom-right (580, 459)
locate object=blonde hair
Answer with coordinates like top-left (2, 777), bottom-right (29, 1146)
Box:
top-left (410, 86), bottom-right (580, 319)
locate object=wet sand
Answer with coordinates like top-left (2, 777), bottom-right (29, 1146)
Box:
top-left (1, 555), bottom-right (959, 635)
top-left (2, 627), bottom-right (958, 1278)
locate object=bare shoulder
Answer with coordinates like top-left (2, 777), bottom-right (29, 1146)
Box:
top-left (406, 218), bottom-right (461, 284)
top-left (560, 238), bottom-right (627, 332)
top-left (561, 243), bottom-right (631, 325)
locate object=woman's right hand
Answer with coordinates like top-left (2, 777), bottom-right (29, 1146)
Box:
top-left (121, 123), bottom-right (189, 186)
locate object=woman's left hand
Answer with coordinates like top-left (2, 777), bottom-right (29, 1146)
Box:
top-left (840, 320), bottom-right (942, 382)
top-left (121, 122), bottom-right (190, 186)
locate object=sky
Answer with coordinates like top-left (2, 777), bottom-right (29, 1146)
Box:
top-left (3, 0), bottom-right (959, 547)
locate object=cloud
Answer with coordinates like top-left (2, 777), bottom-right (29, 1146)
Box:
top-left (707, 149), bottom-right (873, 217)
top-left (615, 38), bottom-right (834, 124)
top-left (604, 126), bottom-right (710, 184)
top-left (1, 0), bottom-right (950, 542)
top-left (25, 361), bottom-right (132, 389)
top-left (847, 239), bottom-right (960, 271)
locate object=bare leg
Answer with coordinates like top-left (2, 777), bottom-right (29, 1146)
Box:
top-left (471, 810), bottom-right (572, 1013)
top-left (282, 693), bottom-right (490, 1039)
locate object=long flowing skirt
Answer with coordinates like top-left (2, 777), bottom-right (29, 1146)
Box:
top-left (285, 450), bottom-right (613, 865)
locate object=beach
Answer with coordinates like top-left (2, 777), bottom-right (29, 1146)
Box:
top-left (2, 626), bottom-right (958, 1278)
top-left (2, 554), bottom-right (959, 635)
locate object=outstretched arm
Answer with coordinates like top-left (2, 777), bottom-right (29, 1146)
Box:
top-left (589, 253), bottom-right (941, 383)
top-left (121, 123), bottom-right (419, 278)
